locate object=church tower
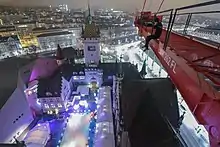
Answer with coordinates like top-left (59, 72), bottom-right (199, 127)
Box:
top-left (56, 44), bottom-right (65, 66)
top-left (82, 1), bottom-right (101, 66)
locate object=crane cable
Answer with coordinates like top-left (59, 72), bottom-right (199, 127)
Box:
top-left (138, 0), bottom-right (147, 36)
top-left (155, 0), bottom-right (165, 15)
top-left (141, 0), bottom-right (147, 13)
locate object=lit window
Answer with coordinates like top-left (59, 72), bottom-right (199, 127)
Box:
top-left (73, 76), bottom-right (78, 80)
top-left (58, 103), bottom-right (62, 108)
top-left (44, 104), bottom-right (49, 108)
top-left (51, 104), bottom-right (55, 108)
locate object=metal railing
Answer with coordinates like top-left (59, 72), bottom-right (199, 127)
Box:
top-left (154, 0), bottom-right (220, 50)
top-left (163, 116), bottom-right (188, 147)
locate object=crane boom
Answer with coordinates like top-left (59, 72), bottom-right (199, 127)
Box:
top-left (135, 13), bottom-right (220, 147)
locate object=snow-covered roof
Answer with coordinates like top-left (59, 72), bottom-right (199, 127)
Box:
top-left (97, 97), bottom-right (113, 123)
top-left (94, 122), bottom-right (115, 147)
top-left (94, 86), bottom-right (115, 147)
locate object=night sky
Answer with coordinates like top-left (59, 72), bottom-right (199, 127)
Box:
top-left (0, 0), bottom-right (218, 12)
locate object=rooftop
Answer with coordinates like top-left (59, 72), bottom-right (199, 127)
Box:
top-left (99, 62), bottom-right (140, 79)
top-left (37, 69), bottom-right (62, 98)
top-left (0, 56), bottom-right (36, 109)
top-left (82, 23), bottom-right (100, 38)
top-left (32, 27), bottom-right (61, 31)
top-left (14, 21), bottom-right (36, 25)
top-left (121, 78), bottom-right (180, 146)
top-left (60, 63), bottom-right (78, 81)
top-left (37, 31), bottom-right (73, 38)
top-left (37, 62), bottom-right (86, 98)
top-left (0, 26), bottom-right (16, 32)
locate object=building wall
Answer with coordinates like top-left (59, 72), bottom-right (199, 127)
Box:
top-left (84, 69), bottom-right (103, 87)
top-left (25, 80), bottom-right (42, 114)
top-left (19, 36), bottom-right (39, 48)
top-left (0, 31), bottom-right (17, 37)
top-left (0, 39), bottom-right (22, 53)
top-left (18, 59), bottom-right (58, 114)
top-left (61, 77), bottom-right (71, 102)
top-left (39, 97), bottom-right (65, 113)
top-left (0, 88), bottom-right (34, 143)
top-left (83, 38), bottom-right (101, 65)
top-left (38, 34), bottom-right (76, 51)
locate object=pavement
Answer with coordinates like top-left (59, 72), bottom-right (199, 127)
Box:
top-left (60, 113), bottom-right (91, 147)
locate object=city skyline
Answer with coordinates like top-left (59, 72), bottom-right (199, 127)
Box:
top-left (0, 0), bottom-right (219, 12)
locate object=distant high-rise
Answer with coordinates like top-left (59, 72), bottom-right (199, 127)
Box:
top-left (58, 4), bottom-right (68, 12)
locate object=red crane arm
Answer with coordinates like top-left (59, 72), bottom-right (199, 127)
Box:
top-left (135, 17), bottom-right (220, 146)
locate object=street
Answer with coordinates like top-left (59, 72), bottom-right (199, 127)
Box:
top-left (60, 113), bottom-right (91, 147)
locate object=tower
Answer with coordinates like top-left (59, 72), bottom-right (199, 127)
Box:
top-left (56, 44), bottom-right (65, 66)
top-left (82, 1), bottom-right (101, 66)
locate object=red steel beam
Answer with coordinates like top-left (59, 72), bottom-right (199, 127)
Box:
top-left (136, 25), bottom-right (220, 146)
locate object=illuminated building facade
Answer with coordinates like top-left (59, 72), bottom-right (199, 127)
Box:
top-left (0, 35), bottom-right (22, 53)
top-left (82, 12), bottom-right (101, 66)
top-left (19, 35), bottom-right (39, 48)
top-left (37, 72), bottom-right (68, 114)
top-left (16, 23), bottom-right (39, 48)
top-left (0, 26), bottom-right (17, 36)
top-left (58, 4), bottom-right (68, 12)
top-left (37, 31), bottom-right (76, 51)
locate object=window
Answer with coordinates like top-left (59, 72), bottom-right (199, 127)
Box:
top-left (88, 46), bottom-right (96, 51)
top-left (73, 76), bottom-right (78, 80)
top-left (44, 104), bottom-right (49, 108)
top-left (58, 103), bottom-right (62, 108)
top-left (51, 104), bottom-right (55, 108)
